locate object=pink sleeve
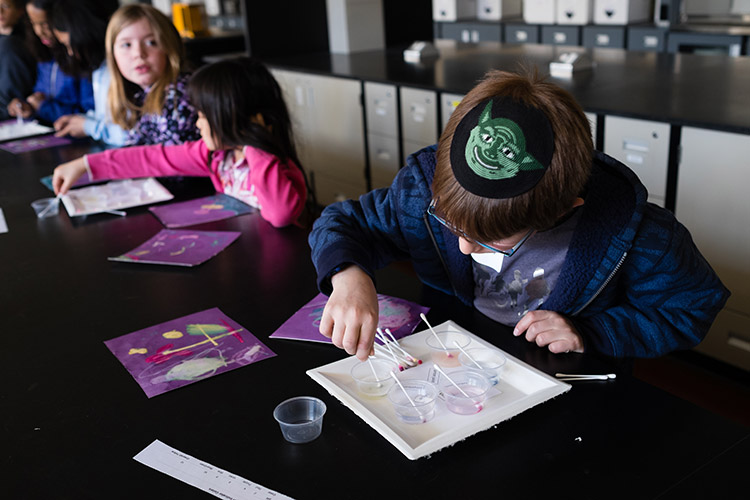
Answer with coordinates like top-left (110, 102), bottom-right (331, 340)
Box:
top-left (245, 147), bottom-right (307, 228)
top-left (86, 140), bottom-right (212, 181)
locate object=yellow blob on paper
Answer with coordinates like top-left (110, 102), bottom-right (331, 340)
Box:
top-left (129, 348), bottom-right (148, 355)
top-left (162, 330), bottom-right (184, 339)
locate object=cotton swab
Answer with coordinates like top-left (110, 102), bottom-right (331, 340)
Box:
top-left (453, 341), bottom-right (483, 369)
top-left (433, 364), bottom-right (483, 411)
top-left (555, 373), bottom-right (616, 381)
top-left (384, 328), bottom-right (422, 365)
top-left (377, 330), bottom-right (417, 367)
top-left (37, 194), bottom-right (61, 218)
top-left (376, 328), bottom-right (411, 369)
top-left (366, 356), bottom-right (382, 387)
top-left (420, 313), bottom-right (452, 356)
top-left (15, 102), bottom-right (23, 125)
top-left (373, 343), bottom-right (404, 371)
top-left (389, 372), bottom-right (426, 423)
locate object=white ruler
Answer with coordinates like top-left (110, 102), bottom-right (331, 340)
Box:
top-left (134, 440), bottom-right (294, 500)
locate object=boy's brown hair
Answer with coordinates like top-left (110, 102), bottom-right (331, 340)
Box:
top-left (432, 68), bottom-right (593, 242)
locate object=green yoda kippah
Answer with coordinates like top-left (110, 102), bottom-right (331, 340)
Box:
top-left (449, 96), bottom-right (555, 198)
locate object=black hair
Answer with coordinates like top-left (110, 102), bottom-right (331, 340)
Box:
top-left (24, 0), bottom-right (76, 74)
top-left (48, 0), bottom-right (109, 75)
top-left (189, 57), bottom-right (319, 223)
top-left (189, 57), bottom-right (301, 166)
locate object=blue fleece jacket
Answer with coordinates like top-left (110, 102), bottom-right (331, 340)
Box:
top-left (309, 146), bottom-right (729, 358)
top-left (33, 61), bottom-right (94, 124)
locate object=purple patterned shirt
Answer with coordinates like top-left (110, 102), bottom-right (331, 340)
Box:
top-left (126, 73), bottom-right (201, 146)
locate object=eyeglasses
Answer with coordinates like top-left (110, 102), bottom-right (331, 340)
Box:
top-left (427, 200), bottom-right (534, 257)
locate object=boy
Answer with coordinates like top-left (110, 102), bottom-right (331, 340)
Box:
top-left (309, 69), bottom-right (729, 361)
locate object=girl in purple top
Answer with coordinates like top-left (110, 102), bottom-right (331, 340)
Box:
top-left (105, 3), bottom-right (199, 145)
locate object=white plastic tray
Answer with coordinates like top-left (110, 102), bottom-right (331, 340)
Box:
top-left (0, 120), bottom-right (54, 142)
top-left (61, 178), bottom-right (173, 216)
top-left (307, 320), bottom-right (570, 460)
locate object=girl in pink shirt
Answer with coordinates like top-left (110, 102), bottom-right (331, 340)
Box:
top-left (53, 56), bottom-right (309, 228)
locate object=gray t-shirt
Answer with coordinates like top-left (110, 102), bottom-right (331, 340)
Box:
top-left (472, 210), bottom-right (581, 326)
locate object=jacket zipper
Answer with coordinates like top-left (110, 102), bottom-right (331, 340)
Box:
top-left (423, 210), bottom-right (459, 297)
top-left (572, 251), bottom-right (628, 316)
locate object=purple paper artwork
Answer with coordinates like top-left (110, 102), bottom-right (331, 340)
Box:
top-left (0, 135), bottom-right (71, 153)
top-left (270, 293), bottom-right (430, 344)
top-left (104, 308), bottom-right (275, 398)
top-left (149, 193), bottom-right (255, 228)
top-left (108, 229), bottom-right (240, 267)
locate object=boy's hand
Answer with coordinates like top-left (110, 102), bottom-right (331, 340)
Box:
top-left (27, 92), bottom-right (46, 111)
top-left (8, 98), bottom-right (32, 118)
top-left (319, 265), bottom-right (379, 361)
top-left (514, 310), bottom-right (584, 354)
top-left (52, 158), bottom-right (87, 195)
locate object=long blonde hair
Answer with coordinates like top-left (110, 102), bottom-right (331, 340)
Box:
top-left (105, 4), bottom-right (184, 128)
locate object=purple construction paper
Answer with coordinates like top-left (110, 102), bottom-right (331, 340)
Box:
top-left (149, 193), bottom-right (255, 228)
top-left (270, 293), bottom-right (430, 344)
top-left (104, 307), bottom-right (275, 398)
top-left (0, 135), bottom-right (71, 153)
top-left (108, 229), bottom-right (240, 267)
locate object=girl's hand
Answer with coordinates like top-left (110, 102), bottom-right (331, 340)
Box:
top-left (54, 114), bottom-right (86, 138)
top-left (26, 92), bottom-right (46, 111)
top-left (8, 99), bottom-right (32, 118)
top-left (52, 158), bottom-right (87, 195)
top-left (513, 310), bottom-right (584, 354)
top-left (319, 265), bottom-right (379, 361)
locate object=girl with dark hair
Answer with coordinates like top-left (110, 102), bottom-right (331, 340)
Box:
top-left (49, 0), bottom-right (126, 145)
top-left (0, 0), bottom-right (35, 120)
top-left (52, 57), bottom-right (309, 229)
top-left (7, 0), bottom-right (93, 124)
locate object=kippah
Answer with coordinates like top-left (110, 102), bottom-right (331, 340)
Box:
top-left (449, 96), bottom-right (554, 198)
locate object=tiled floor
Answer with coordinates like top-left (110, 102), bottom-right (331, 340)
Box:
top-left (633, 352), bottom-right (750, 427)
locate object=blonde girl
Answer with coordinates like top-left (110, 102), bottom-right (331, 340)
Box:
top-left (105, 3), bottom-right (200, 145)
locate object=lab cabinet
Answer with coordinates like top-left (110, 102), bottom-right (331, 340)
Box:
top-left (667, 32), bottom-right (744, 56)
top-left (557, 0), bottom-right (595, 24)
top-left (433, 0), bottom-right (478, 21)
top-left (400, 87), bottom-right (438, 163)
top-left (440, 22), bottom-right (503, 42)
top-left (440, 92), bottom-right (465, 133)
top-left (603, 116), bottom-right (670, 207)
top-left (523, 0), bottom-right (557, 24)
top-left (477, 0), bottom-right (522, 20)
top-left (593, 0), bottom-right (652, 25)
top-left (368, 133), bottom-right (401, 188)
top-left (582, 25), bottom-right (626, 48)
top-left (364, 82), bottom-right (398, 136)
top-left (504, 23), bottom-right (541, 43)
top-left (676, 127), bottom-right (750, 370)
top-left (271, 69), bottom-right (366, 204)
top-left (628, 26), bottom-right (667, 52)
top-left (364, 82), bottom-right (401, 188)
top-left (541, 25), bottom-right (581, 45)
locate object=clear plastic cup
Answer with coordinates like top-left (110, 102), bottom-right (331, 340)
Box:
top-left (31, 197), bottom-right (59, 218)
top-left (387, 379), bottom-right (438, 424)
top-left (458, 348), bottom-right (507, 385)
top-left (440, 369), bottom-right (490, 415)
top-left (273, 396), bottom-right (326, 443)
top-left (425, 331), bottom-right (470, 367)
top-left (350, 358), bottom-right (397, 397)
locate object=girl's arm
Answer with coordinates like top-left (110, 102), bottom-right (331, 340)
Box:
top-left (86, 140), bottom-right (211, 181)
top-left (245, 148), bottom-right (307, 227)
